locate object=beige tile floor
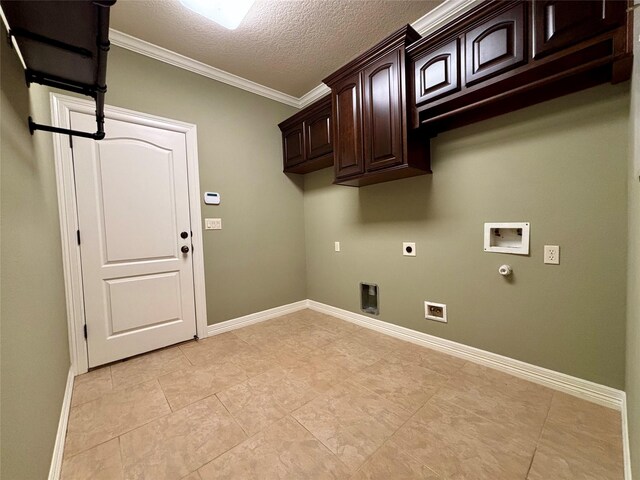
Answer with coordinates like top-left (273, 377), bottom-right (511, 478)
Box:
top-left (61, 309), bottom-right (624, 479)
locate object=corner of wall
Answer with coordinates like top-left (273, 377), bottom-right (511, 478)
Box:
top-left (625, 8), bottom-right (640, 478)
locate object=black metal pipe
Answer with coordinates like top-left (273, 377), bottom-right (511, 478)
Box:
top-left (25, 70), bottom-right (97, 97)
top-left (16, 0), bottom-right (116, 141)
top-left (28, 117), bottom-right (104, 140)
top-left (93, 1), bottom-right (112, 140)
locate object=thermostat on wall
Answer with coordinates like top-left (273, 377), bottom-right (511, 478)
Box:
top-left (204, 192), bottom-right (220, 205)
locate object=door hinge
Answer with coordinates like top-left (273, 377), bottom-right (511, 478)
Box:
top-left (83, 324), bottom-right (87, 339)
top-left (76, 230), bottom-right (81, 245)
top-left (69, 135), bottom-right (73, 149)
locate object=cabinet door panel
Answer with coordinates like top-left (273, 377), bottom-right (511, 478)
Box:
top-left (305, 105), bottom-right (332, 161)
top-left (533, 0), bottom-right (625, 59)
top-left (333, 74), bottom-right (364, 178)
top-left (363, 48), bottom-right (403, 172)
top-left (413, 38), bottom-right (460, 106)
top-left (465, 3), bottom-right (525, 85)
top-left (282, 124), bottom-right (304, 168)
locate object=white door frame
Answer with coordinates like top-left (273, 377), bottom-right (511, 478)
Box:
top-left (50, 93), bottom-right (208, 374)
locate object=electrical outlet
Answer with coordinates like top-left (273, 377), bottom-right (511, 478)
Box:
top-left (403, 242), bottom-right (416, 256)
top-left (334, 241), bottom-right (341, 252)
top-left (425, 301), bottom-right (447, 323)
top-left (544, 245), bottom-right (560, 264)
top-left (205, 218), bottom-right (222, 230)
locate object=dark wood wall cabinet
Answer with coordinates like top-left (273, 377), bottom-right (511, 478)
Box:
top-left (407, 0), bottom-right (633, 133)
top-left (323, 26), bottom-right (431, 187)
top-left (279, 95), bottom-right (334, 174)
top-left (277, 0), bottom-right (633, 186)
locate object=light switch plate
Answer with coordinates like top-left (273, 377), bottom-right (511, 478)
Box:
top-left (334, 241), bottom-right (341, 252)
top-left (205, 218), bottom-right (222, 230)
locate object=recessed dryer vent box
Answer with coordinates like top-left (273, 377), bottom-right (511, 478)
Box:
top-left (484, 222), bottom-right (530, 255)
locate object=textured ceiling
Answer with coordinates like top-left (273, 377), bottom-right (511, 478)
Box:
top-left (110, 0), bottom-right (442, 97)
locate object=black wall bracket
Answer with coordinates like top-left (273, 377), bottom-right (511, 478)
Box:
top-left (28, 116), bottom-right (105, 140)
top-left (2, 0), bottom-right (115, 141)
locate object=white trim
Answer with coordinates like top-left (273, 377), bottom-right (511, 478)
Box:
top-left (411, 0), bottom-right (483, 37)
top-left (207, 300), bottom-right (308, 336)
top-left (108, 0), bottom-right (482, 109)
top-left (307, 300), bottom-right (626, 411)
top-left (50, 93), bottom-right (208, 374)
top-left (298, 84), bottom-right (332, 108)
top-left (622, 395), bottom-right (633, 480)
top-left (48, 367), bottom-right (75, 480)
top-left (109, 30), bottom-right (300, 108)
top-left (184, 125), bottom-right (209, 340)
top-left (50, 96), bottom-right (91, 374)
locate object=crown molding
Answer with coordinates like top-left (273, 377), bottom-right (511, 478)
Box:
top-left (298, 83), bottom-right (331, 108)
top-left (109, 0), bottom-right (481, 109)
top-left (411, 0), bottom-right (483, 37)
top-left (109, 29), bottom-right (301, 107)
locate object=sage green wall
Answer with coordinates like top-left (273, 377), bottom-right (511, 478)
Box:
top-left (1, 34), bottom-right (71, 479)
top-left (0, 42), bottom-right (304, 478)
top-left (103, 47), bottom-right (305, 325)
top-left (305, 84), bottom-right (629, 389)
top-left (626, 8), bottom-right (640, 476)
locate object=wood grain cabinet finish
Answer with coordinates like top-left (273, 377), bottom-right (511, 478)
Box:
top-left (532, 0), bottom-right (626, 59)
top-left (282, 124), bottom-right (304, 169)
top-left (278, 95), bottom-right (334, 174)
top-left (413, 38), bottom-right (460, 107)
top-left (407, 0), bottom-right (632, 132)
top-left (465, 2), bottom-right (525, 85)
top-left (363, 48), bottom-right (403, 172)
top-left (333, 73), bottom-right (364, 178)
top-left (324, 25), bottom-right (430, 187)
top-left (305, 105), bottom-right (333, 161)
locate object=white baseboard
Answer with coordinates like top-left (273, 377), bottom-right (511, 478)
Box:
top-left (622, 395), bottom-right (633, 480)
top-left (48, 366), bottom-right (75, 480)
top-left (307, 300), bottom-right (633, 479)
top-left (204, 298), bottom-right (632, 479)
top-left (207, 300), bottom-right (308, 336)
top-left (307, 300), bottom-right (625, 410)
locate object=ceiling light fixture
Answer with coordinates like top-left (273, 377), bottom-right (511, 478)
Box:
top-left (179, 0), bottom-right (256, 30)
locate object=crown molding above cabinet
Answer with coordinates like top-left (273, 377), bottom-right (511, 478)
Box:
top-left (278, 0), bottom-right (634, 188)
top-left (108, 0), bottom-right (483, 109)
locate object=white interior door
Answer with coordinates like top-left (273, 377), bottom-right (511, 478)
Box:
top-left (71, 111), bottom-right (197, 367)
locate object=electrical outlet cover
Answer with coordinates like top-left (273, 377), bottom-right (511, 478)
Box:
top-left (544, 245), bottom-right (560, 265)
top-left (403, 242), bottom-right (416, 256)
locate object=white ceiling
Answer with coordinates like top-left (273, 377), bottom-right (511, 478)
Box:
top-left (109, 0), bottom-right (443, 98)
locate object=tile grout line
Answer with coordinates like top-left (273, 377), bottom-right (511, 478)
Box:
top-left (63, 379), bottom-right (174, 460)
top-left (525, 391), bottom-right (555, 478)
top-left (215, 392), bottom-right (251, 438)
top-left (287, 414), bottom-right (352, 473)
top-left (357, 385), bottom-right (448, 478)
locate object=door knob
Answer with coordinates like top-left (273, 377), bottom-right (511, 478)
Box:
top-left (181, 245), bottom-right (190, 254)
top-left (180, 231), bottom-right (189, 239)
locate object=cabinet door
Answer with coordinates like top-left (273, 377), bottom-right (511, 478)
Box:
top-left (305, 103), bottom-right (333, 161)
top-left (333, 73), bottom-right (364, 178)
top-left (413, 38), bottom-right (460, 107)
top-left (282, 123), bottom-right (304, 169)
top-left (363, 48), bottom-right (403, 172)
top-left (465, 3), bottom-right (525, 86)
top-left (532, 0), bottom-right (626, 59)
